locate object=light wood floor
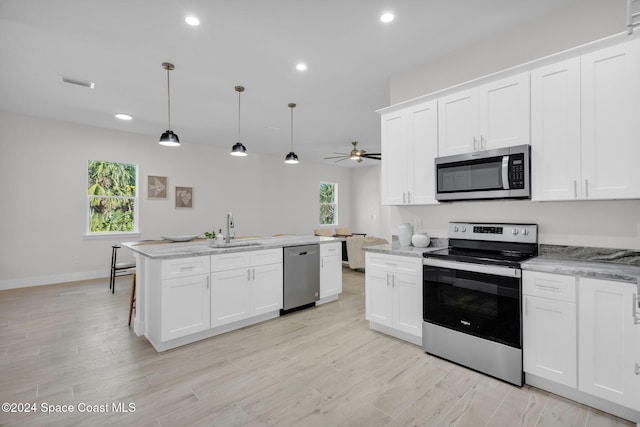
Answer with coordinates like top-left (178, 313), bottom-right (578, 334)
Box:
top-left (0, 268), bottom-right (634, 427)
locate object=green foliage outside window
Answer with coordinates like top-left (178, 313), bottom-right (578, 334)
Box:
top-left (319, 182), bottom-right (337, 225)
top-left (87, 160), bottom-right (137, 233)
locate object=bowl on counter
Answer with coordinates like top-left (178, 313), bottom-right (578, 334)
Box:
top-left (161, 235), bottom-right (199, 242)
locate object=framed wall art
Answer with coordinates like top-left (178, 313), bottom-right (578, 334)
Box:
top-left (175, 186), bottom-right (193, 208)
top-left (147, 175), bottom-right (167, 199)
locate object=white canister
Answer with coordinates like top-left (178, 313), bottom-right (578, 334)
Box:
top-left (411, 232), bottom-right (430, 248)
top-left (398, 223), bottom-right (414, 246)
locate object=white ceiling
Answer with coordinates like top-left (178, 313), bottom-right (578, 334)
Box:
top-left (0, 0), bottom-right (582, 166)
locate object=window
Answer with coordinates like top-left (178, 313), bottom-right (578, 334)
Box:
top-left (87, 160), bottom-right (138, 234)
top-left (319, 182), bottom-right (338, 226)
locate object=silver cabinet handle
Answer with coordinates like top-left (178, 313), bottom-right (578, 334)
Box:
top-left (385, 262), bottom-right (397, 267)
top-left (573, 180), bottom-right (577, 199)
top-left (402, 192), bottom-right (406, 204)
top-left (206, 275), bottom-right (209, 289)
top-left (407, 191), bottom-right (411, 204)
top-left (473, 137), bottom-right (478, 151)
top-left (585, 179), bottom-right (589, 198)
top-left (252, 268), bottom-right (255, 280)
top-left (386, 273), bottom-right (390, 287)
top-left (635, 363), bottom-right (640, 375)
top-left (247, 269), bottom-right (251, 280)
top-left (392, 274), bottom-right (396, 287)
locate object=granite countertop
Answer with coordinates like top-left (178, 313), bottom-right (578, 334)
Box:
top-left (363, 238), bottom-right (447, 258)
top-left (123, 235), bottom-right (343, 260)
top-left (522, 244), bottom-right (640, 284)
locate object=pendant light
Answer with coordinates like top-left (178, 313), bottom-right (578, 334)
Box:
top-left (158, 62), bottom-right (180, 147)
top-left (230, 85), bottom-right (248, 156)
top-left (284, 103), bottom-right (299, 164)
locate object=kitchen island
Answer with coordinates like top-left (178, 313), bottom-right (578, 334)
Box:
top-left (123, 235), bottom-right (342, 351)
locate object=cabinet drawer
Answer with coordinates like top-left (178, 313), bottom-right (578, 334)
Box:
top-left (321, 242), bottom-right (341, 257)
top-left (366, 253), bottom-right (421, 273)
top-left (251, 248), bottom-right (283, 267)
top-left (211, 251), bottom-right (252, 272)
top-left (523, 271), bottom-right (576, 302)
top-left (162, 256), bottom-right (210, 279)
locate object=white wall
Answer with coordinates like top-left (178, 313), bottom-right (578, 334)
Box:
top-left (390, 0), bottom-right (627, 104)
top-left (0, 111), bottom-right (353, 289)
top-left (361, 0), bottom-right (640, 250)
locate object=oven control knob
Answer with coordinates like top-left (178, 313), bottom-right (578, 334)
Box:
top-left (461, 226), bottom-right (466, 232)
top-left (512, 228), bottom-right (519, 235)
top-left (453, 226), bottom-right (459, 232)
top-left (522, 229), bottom-right (529, 236)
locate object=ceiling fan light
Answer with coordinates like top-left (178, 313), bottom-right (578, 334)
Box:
top-left (230, 142), bottom-right (248, 156)
top-left (159, 130), bottom-right (180, 146)
top-left (284, 152), bottom-right (299, 164)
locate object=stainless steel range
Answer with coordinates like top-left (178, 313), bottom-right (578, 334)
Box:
top-left (422, 222), bottom-right (538, 386)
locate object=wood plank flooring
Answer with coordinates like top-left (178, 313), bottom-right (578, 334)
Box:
top-left (0, 267), bottom-right (634, 426)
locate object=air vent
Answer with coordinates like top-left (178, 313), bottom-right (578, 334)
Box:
top-left (61, 76), bottom-right (95, 89)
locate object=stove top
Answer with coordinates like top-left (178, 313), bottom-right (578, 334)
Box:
top-left (423, 222), bottom-right (539, 268)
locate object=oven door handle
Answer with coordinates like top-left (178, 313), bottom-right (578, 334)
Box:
top-left (423, 257), bottom-right (521, 278)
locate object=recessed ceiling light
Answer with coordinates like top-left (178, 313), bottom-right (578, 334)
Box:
top-left (380, 12), bottom-right (395, 23)
top-left (185, 16), bottom-right (200, 26)
top-left (296, 63), bottom-right (307, 71)
top-left (115, 113), bottom-right (133, 121)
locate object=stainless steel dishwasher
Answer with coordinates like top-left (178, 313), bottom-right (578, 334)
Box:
top-left (282, 244), bottom-right (320, 314)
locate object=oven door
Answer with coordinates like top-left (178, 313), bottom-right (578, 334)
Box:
top-left (423, 258), bottom-right (522, 348)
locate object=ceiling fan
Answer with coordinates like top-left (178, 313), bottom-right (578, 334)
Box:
top-left (324, 141), bottom-right (382, 163)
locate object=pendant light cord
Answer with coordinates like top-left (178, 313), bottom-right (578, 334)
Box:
top-left (290, 106), bottom-right (294, 151)
top-left (166, 68), bottom-right (171, 130)
top-left (238, 90), bottom-right (241, 141)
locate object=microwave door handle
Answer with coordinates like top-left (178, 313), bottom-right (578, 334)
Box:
top-left (501, 156), bottom-right (510, 190)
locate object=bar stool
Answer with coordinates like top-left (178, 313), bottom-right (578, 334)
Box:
top-left (128, 270), bottom-right (136, 327)
top-left (110, 245), bottom-right (135, 294)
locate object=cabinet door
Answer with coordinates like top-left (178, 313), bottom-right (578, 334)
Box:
top-left (251, 263), bottom-right (283, 315)
top-left (407, 100), bottom-right (438, 205)
top-left (578, 278), bottom-right (639, 410)
top-left (211, 268), bottom-right (251, 327)
top-left (531, 58), bottom-right (582, 201)
top-left (391, 271), bottom-right (422, 338)
top-left (161, 274), bottom-right (210, 340)
top-left (320, 253), bottom-right (342, 298)
top-left (438, 89), bottom-right (478, 156)
top-left (365, 267), bottom-right (393, 327)
top-left (478, 73), bottom-right (530, 150)
top-left (581, 39), bottom-right (640, 199)
top-left (523, 295), bottom-right (577, 387)
top-left (381, 111), bottom-right (408, 205)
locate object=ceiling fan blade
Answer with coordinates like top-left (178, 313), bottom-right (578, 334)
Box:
top-left (334, 157), bottom-right (348, 162)
top-left (324, 155), bottom-right (348, 159)
top-left (362, 152), bottom-right (381, 157)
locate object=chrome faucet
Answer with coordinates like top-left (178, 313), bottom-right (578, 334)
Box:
top-left (226, 212), bottom-right (234, 244)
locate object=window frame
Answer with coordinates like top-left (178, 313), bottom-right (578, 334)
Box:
top-left (319, 181), bottom-right (338, 226)
top-left (85, 160), bottom-right (139, 237)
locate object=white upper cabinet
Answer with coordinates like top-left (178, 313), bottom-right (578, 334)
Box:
top-left (532, 38), bottom-right (640, 201)
top-left (381, 100), bottom-right (438, 206)
top-left (531, 58), bottom-right (582, 200)
top-left (581, 39), bottom-right (640, 199)
top-left (438, 73), bottom-right (530, 156)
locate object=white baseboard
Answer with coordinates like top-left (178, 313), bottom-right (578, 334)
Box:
top-left (0, 269), bottom-right (109, 290)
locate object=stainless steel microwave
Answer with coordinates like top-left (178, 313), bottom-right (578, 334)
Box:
top-left (435, 145), bottom-right (530, 201)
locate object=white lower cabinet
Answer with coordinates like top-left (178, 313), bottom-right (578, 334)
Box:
top-left (578, 277), bottom-right (640, 411)
top-left (320, 242), bottom-right (342, 299)
top-left (365, 253), bottom-right (422, 343)
top-left (210, 249), bottom-right (283, 328)
top-left (523, 271), bottom-right (577, 388)
top-left (160, 256), bottom-right (211, 341)
top-left (524, 270), bottom-right (640, 418)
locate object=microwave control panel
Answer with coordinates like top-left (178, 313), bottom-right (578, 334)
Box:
top-left (509, 153), bottom-right (525, 189)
